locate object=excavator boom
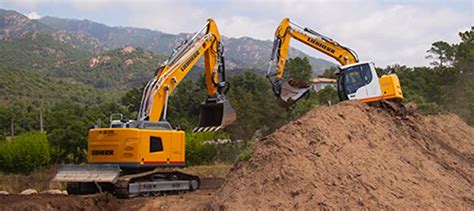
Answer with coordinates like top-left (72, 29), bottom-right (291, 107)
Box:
top-left (267, 18), bottom-right (359, 107)
top-left (138, 19), bottom-right (236, 131)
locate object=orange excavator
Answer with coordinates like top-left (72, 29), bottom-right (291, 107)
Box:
top-left (54, 19), bottom-right (236, 198)
top-left (267, 18), bottom-right (404, 108)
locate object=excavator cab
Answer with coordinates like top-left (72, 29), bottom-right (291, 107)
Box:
top-left (336, 61), bottom-right (403, 103)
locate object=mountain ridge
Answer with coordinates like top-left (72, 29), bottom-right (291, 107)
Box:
top-left (1, 9), bottom-right (335, 74)
top-left (0, 9), bottom-right (335, 104)
top-left (35, 11), bottom-right (335, 74)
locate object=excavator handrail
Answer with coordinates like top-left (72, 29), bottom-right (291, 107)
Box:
top-left (165, 21), bottom-right (210, 66)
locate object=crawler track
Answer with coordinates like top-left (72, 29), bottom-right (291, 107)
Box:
top-left (114, 171), bottom-right (200, 198)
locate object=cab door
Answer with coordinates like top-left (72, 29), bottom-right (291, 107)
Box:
top-left (342, 64), bottom-right (369, 100)
top-left (364, 62), bottom-right (382, 99)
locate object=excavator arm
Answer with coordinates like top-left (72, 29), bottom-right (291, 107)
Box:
top-left (138, 19), bottom-right (235, 131)
top-left (267, 18), bottom-right (359, 107)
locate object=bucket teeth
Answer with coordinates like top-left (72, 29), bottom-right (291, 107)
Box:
top-left (193, 126), bottom-right (222, 133)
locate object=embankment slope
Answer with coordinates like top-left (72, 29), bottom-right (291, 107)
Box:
top-left (211, 101), bottom-right (473, 210)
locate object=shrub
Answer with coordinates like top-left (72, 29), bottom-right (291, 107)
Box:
top-left (0, 132), bottom-right (51, 174)
top-left (185, 131), bottom-right (244, 165)
top-left (237, 148), bottom-right (254, 161)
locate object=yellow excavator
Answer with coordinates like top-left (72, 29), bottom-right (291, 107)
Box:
top-left (267, 18), bottom-right (404, 108)
top-left (54, 19), bottom-right (236, 197)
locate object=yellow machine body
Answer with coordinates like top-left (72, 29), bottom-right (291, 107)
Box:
top-left (379, 74), bottom-right (403, 102)
top-left (88, 128), bottom-right (185, 167)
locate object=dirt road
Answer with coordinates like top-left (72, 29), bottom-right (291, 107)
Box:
top-left (0, 177), bottom-right (223, 210)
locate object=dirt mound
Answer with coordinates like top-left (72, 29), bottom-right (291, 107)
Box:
top-left (210, 101), bottom-right (474, 210)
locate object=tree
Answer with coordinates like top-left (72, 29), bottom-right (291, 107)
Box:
top-left (167, 79), bottom-right (207, 130)
top-left (319, 66), bottom-right (338, 79)
top-left (442, 29), bottom-right (474, 124)
top-left (284, 57), bottom-right (313, 83)
top-left (226, 71), bottom-right (288, 140)
top-left (120, 87), bottom-right (143, 117)
top-left (45, 102), bottom-right (89, 163)
top-left (454, 29), bottom-right (474, 74)
top-left (0, 132), bottom-right (50, 174)
top-left (426, 41), bottom-right (455, 67)
top-left (0, 107), bottom-right (10, 139)
top-left (315, 86), bottom-right (339, 106)
top-left (44, 101), bottom-right (124, 163)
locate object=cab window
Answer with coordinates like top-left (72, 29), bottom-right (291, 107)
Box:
top-left (342, 64), bottom-right (372, 94)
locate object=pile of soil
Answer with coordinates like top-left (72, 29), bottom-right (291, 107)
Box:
top-left (210, 101), bottom-right (473, 209)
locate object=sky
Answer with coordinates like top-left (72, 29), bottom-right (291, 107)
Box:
top-left (1, 0), bottom-right (472, 67)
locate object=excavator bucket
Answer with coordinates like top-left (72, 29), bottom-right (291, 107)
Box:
top-left (194, 98), bottom-right (236, 132)
top-left (277, 79), bottom-right (311, 108)
top-left (53, 164), bottom-right (121, 183)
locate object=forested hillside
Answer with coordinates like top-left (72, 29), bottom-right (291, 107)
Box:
top-left (0, 31), bottom-right (168, 100)
top-left (0, 65), bottom-right (112, 106)
top-left (0, 32), bottom-right (89, 71)
top-left (0, 8), bottom-right (333, 103)
top-left (37, 13), bottom-right (334, 73)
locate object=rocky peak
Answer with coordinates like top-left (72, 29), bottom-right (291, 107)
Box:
top-left (1, 10), bottom-right (30, 28)
top-left (120, 46), bottom-right (136, 54)
top-left (0, 9), bottom-right (50, 40)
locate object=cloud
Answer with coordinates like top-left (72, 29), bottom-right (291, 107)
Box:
top-left (126, 1), bottom-right (207, 34)
top-left (218, 16), bottom-right (276, 40)
top-left (25, 11), bottom-right (41, 19)
top-left (3, 0), bottom-right (43, 9)
top-left (68, 0), bottom-right (115, 11)
top-left (227, 0), bottom-right (470, 67)
top-left (121, 0), bottom-right (470, 67)
top-left (3, 0), bottom-right (471, 67)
